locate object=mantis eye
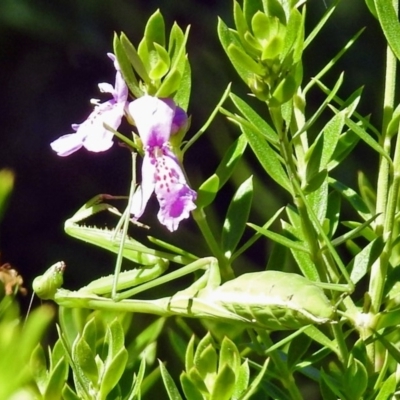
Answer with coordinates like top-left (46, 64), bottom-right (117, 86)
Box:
top-left (33, 262), bottom-right (66, 300)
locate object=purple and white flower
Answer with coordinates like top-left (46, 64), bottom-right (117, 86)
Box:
top-left (129, 95), bottom-right (196, 232)
top-left (51, 53), bottom-right (128, 156)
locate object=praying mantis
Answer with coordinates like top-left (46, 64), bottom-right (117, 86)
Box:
top-left (33, 195), bottom-right (336, 331)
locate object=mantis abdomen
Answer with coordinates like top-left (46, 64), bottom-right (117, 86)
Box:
top-left (207, 271), bottom-right (334, 330)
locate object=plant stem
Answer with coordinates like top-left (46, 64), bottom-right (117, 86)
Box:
top-left (257, 330), bottom-right (304, 400)
top-left (369, 3), bottom-right (398, 315)
top-left (191, 207), bottom-right (235, 280)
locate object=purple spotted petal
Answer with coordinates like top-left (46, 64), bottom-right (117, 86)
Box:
top-left (154, 149), bottom-right (196, 231)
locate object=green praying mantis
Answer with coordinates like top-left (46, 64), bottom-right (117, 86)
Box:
top-left (33, 195), bottom-right (338, 331)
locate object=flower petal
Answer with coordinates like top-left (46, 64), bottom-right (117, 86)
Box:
top-left (50, 132), bottom-right (85, 156)
top-left (153, 149), bottom-right (196, 231)
top-left (171, 106), bottom-right (188, 134)
top-left (130, 154), bottom-right (156, 219)
top-left (157, 183), bottom-right (197, 231)
top-left (129, 96), bottom-right (175, 147)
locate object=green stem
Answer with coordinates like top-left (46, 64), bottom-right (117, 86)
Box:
top-left (270, 106), bottom-right (327, 281)
top-left (369, 5), bottom-right (398, 315)
top-left (257, 330), bottom-right (304, 400)
top-left (191, 207), bottom-right (234, 280)
top-left (368, 0), bottom-right (398, 370)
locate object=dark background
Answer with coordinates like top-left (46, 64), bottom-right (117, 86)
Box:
top-left (0, 0), bottom-right (384, 299)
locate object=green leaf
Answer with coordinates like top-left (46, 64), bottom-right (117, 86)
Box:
top-left (248, 222), bottom-right (309, 254)
top-left (304, 0), bottom-right (340, 48)
top-left (62, 384), bottom-right (81, 400)
top-left (159, 361), bottom-right (183, 400)
top-left (328, 177), bottom-right (371, 221)
top-left (99, 348), bottom-right (128, 398)
top-left (375, 372), bottom-right (396, 400)
top-left (30, 344), bottom-right (48, 393)
top-left (81, 317), bottom-right (97, 354)
top-left (44, 356), bottom-right (69, 400)
top-left (222, 176), bottom-right (253, 257)
top-left (126, 318), bottom-right (165, 365)
top-left (231, 360), bottom-right (249, 400)
top-left (128, 356), bottom-right (146, 400)
top-left (219, 337), bottom-right (240, 374)
top-left (196, 344), bottom-right (218, 379)
top-left (333, 215), bottom-right (378, 247)
top-left (72, 336), bottom-right (98, 391)
top-left (113, 34), bottom-right (143, 98)
top-left (287, 333), bottom-right (312, 371)
top-left (180, 372), bottom-right (204, 400)
top-left (230, 93), bottom-right (279, 145)
top-left (240, 124), bottom-right (290, 192)
top-left (144, 9), bottom-right (165, 46)
top-left (120, 33), bottom-right (150, 84)
top-left (185, 335), bottom-right (196, 372)
top-left (210, 364), bottom-right (236, 400)
top-left (196, 174), bottom-right (220, 209)
top-left (328, 129), bottom-right (359, 171)
top-left (345, 117), bottom-right (391, 163)
top-left (160, 26), bottom-right (190, 102)
top-left (304, 326), bottom-right (338, 355)
top-left (234, 1), bottom-right (259, 58)
top-left (218, 18), bottom-right (254, 84)
top-left (149, 43), bottom-right (170, 80)
top-left (228, 44), bottom-right (265, 76)
top-left (240, 358), bottom-right (268, 400)
top-left (343, 358), bottom-right (368, 400)
top-left (374, 0), bottom-right (400, 61)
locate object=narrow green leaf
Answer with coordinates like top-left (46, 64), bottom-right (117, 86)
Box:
top-left (128, 356), bottom-right (146, 400)
top-left (219, 337), bottom-right (240, 374)
top-left (240, 124), bottom-right (291, 192)
top-left (218, 18), bottom-right (254, 84)
top-left (144, 9), bottom-right (165, 46)
top-left (332, 214), bottom-right (379, 247)
top-left (44, 357), bottom-right (69, 400)
top-left (248, 222), bottom-right (309, 253)
top-left (159, 361), bottom-right (183, 400)
top-left (328, 129), bottom-right (359, 171)
top-left (231, 360), bottom-right (250, 400)
top-left (374, 0), bottom-right (400, 61)
top-left (343, 358), bottom-right (368, 400)
top-left (99, 348), bottom-right (128, 398)
top-left (113, 34), bottom-right (143, 98)
top-left (222, 176), bottom-right (253, 257)
top-left (72, 337), bottom-right (98, 390)
top-left (287, 334), bottom-right (312, 371)
top-left (240, 358), bottom-right (268, 400)
top-left (328, 177), bottom-right (371, 221)
top-left (120, 33), bottom-right (150, 84)
top-left (196, 344), bottom-right (218, 379)
top-left (229, 93), bottom-right (278, 144)
top-left (375, 372), bottom-right (396, 400)
top-left (62, 384), bottom-right (81, 400)
top-left (196, 175), bottom-right (220, 209)
top-left (180, 372), bottom-right (204, 400)
top-left (304, 326), bottom-right (339, 355)
top-left (304, 0), bottom-right (340, 48)
top-left (345, 117), bottom-right (391, 163)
